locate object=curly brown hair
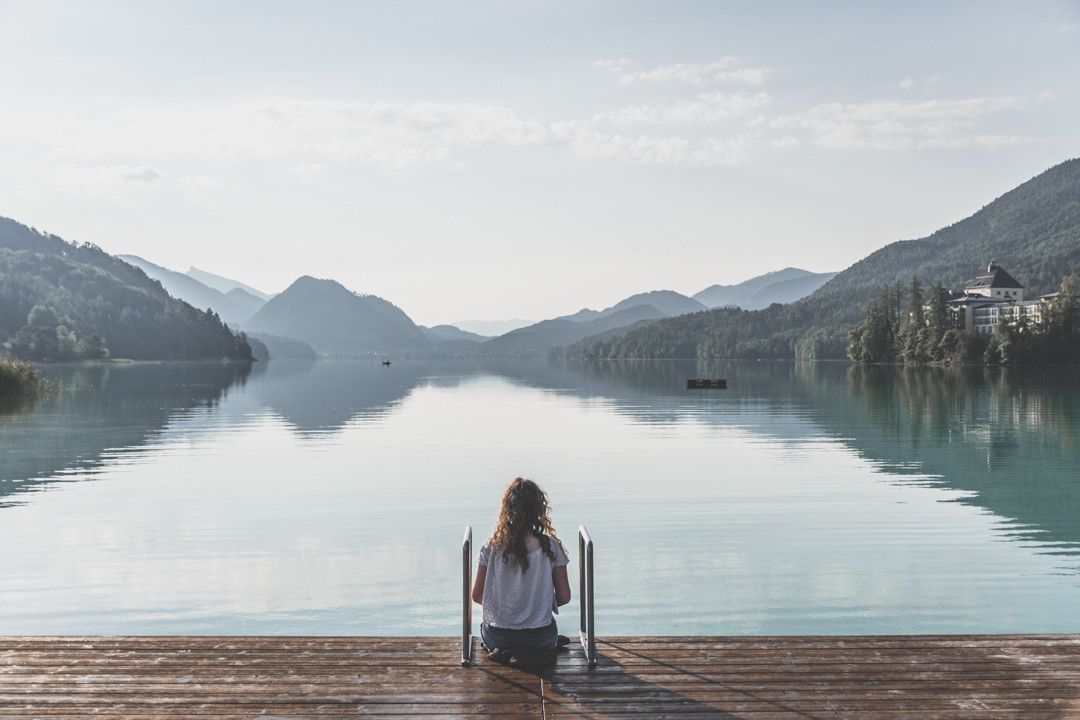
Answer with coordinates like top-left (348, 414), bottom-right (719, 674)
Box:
top-left (489, 477), bottom-right (559, 571)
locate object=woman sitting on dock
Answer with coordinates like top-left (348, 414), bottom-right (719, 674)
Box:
top-left (472, 477), bottom-right (572, 667)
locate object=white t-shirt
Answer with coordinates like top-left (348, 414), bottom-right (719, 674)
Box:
top-left (478, 535), bottom-right (569, 630)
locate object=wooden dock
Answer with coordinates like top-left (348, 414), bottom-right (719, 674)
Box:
top-left (2, 635), bottom-right (1079, 718)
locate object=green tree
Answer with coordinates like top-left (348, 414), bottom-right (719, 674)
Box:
top-left (75, 333), bottom-right (109, 360)
top-left (898, 277), bottom-right (925, 363)
top-left (920, 284), bottom-right (949, 362)
top-left (27, 304), bottom-right (60, 329)
top-left (1043, 272), bottom-right (1080, 356)
top-left (848, 286), bottom-right (902, 363)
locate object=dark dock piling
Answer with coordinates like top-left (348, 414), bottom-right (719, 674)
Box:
top-left (687, 378), bottom-right (727, 389)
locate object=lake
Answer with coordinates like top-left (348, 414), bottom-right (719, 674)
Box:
top-left (1, 358), bottom-right (1079, 636)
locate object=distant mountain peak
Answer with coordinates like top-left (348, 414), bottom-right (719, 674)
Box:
top-left (245, 275), bottom-right (428, 355)
top-left (187, 266), bottom-right (272, 301)
top-left (450, 318), bottom-right (534, 336)
top-left (694, 268), bottom-right (835, 310)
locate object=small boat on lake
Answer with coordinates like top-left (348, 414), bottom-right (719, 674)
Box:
top-left (381, 360), bottom-right (392, 366)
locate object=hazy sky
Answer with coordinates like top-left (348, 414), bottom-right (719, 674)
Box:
top-left (1, 1), bottom-right (1078, 325)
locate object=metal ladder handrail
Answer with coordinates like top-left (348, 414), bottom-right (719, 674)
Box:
top-left (578, 525), bottom-right (597, 667)
top-left (463, 524), bottom-right (597, 668)
top-left (461, 525), bottom-right (473, 666)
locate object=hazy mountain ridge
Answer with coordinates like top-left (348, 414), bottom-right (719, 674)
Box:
top-left (119, 255), bottom-right (264, 327)
top-left (744, 272), bottom-right (838, 308)
top-left (567, 158), bottom-right (1080, 361)
top-left (421, 324), bottom-right (488, 343)
top-left (694, 268), bottom-right (835, 309)
top-left (245, 276), bottom-right (430, 355)
top-left (451, 319), bottom-right (534, 336)
top-left (604, 290), bottom-right (707, 317)
top-left (187, 266), bottom-right (273, 301)
top-left (481, 304), bottom-right (667, 357)
top-left (227, 287), bottom-right (266, 318)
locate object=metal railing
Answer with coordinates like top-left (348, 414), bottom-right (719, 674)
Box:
top-left (461, 525), bottom-right (473, 666)
top-left (578, 525), bottom-right (597, 667)
top-left (462, 524), bottom-right (597, 668)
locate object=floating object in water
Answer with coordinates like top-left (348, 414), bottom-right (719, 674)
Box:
top-left (687, 378), bottom-right (726, 389)
top-left (382, 360), bottom-right (392, 366)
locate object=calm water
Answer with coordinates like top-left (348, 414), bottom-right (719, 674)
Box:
top-left (1, 359), bottom-right (1079, 636)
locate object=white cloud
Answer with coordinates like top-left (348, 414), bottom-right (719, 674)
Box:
top-left (120, 166), bottom-right (161, 183)
top-left (552, 121), bottom-right (749, 166)
top-left (0, 98), bottom-right (549, 174)
top-left (771, 97), bottom-right (1035, 150)
top-left (595, 57), bottom-right (768, 86)
top-left (595, 92), bottom-right (771, 125)
top-left (591, 57), bottom-right (633, 73)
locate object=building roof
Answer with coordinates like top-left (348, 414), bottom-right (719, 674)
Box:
top-left (947, 293), bottom-right (1008, 305)
top-left (964, 262), bottom-right (1023, 290)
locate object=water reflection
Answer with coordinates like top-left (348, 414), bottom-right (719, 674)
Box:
top-left (481, 360), bottom-right (1080, 567)
top-left (250, 360), bottom-right (478, 435)
top-left (0, 361), bottom-right (251, 505)
top-left (3, 358), bottom-right (1080, 634)
top-left (0, 393), bottom-right (38, 420)
top-left (840, 364), bottom-right (1080, 552)
top-left (7, 359), bottom-right (1080, 556)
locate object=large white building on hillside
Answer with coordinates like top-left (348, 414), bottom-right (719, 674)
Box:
top-left (947, 262), bottom-right (1053, 335)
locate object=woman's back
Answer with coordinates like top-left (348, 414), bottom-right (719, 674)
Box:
top-left (479, 534), bottom-right (568, 629)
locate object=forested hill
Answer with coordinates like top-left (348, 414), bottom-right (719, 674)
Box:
top-left (566, 158), bottom-right (1080, 361)
top-left (0, 217), bottom-right (254, 361)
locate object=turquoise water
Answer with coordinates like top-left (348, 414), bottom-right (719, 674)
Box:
top-left (1, 359), bottom-right (1079, 635)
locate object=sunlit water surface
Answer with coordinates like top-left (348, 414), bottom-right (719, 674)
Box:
top-left (1, 359), bottom-right (1079, 635)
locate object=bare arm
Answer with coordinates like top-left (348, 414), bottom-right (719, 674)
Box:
top-left (471, 564), bottom-right (486, 604)
top-left (553, 565), bottom-right (571, 606)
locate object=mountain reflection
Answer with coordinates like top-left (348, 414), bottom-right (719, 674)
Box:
top-left (249, 359), bottom-right (478, 435)
top-left (0, 362), bottom-right (251, 505)
top-left (531, 360), bottom-right (1080, 557)
top-left (841, 364), bottom-right (1080, 550)
top-left (4, 358), bottom-right (1080, 564)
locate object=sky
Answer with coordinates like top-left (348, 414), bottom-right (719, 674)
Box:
top-left (1, 1), bottom-right (1079, 325)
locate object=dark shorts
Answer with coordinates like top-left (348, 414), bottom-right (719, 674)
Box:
top-left (480, 620), bottom-right (558, 654)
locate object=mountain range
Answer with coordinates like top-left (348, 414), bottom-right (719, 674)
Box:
top-left (694, 268), bottom-right (837, 310)
top-left (566, 157), bottom-right (1080, 361)
top-left (187, 266), bottom-right (273, 301)
top-left (421, 325), bottom-right (488, 343)
top-left (0, 220), bottom-right (865, 362)
top-left (450, 318), bottom-right (534, 336)
top-left (27, 147), bottom-right (1072, 364)
top-left (93, 246), bottom-right (831, 359)
top-left (119, 255), bottom-right (266, 327)
top-left (560, 290), bottom-right (708, 323)
top-left (481, 304), bottom-right (669, 357)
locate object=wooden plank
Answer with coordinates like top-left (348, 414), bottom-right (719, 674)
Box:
top-left (1, 636), bottom-right (1079, 719)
